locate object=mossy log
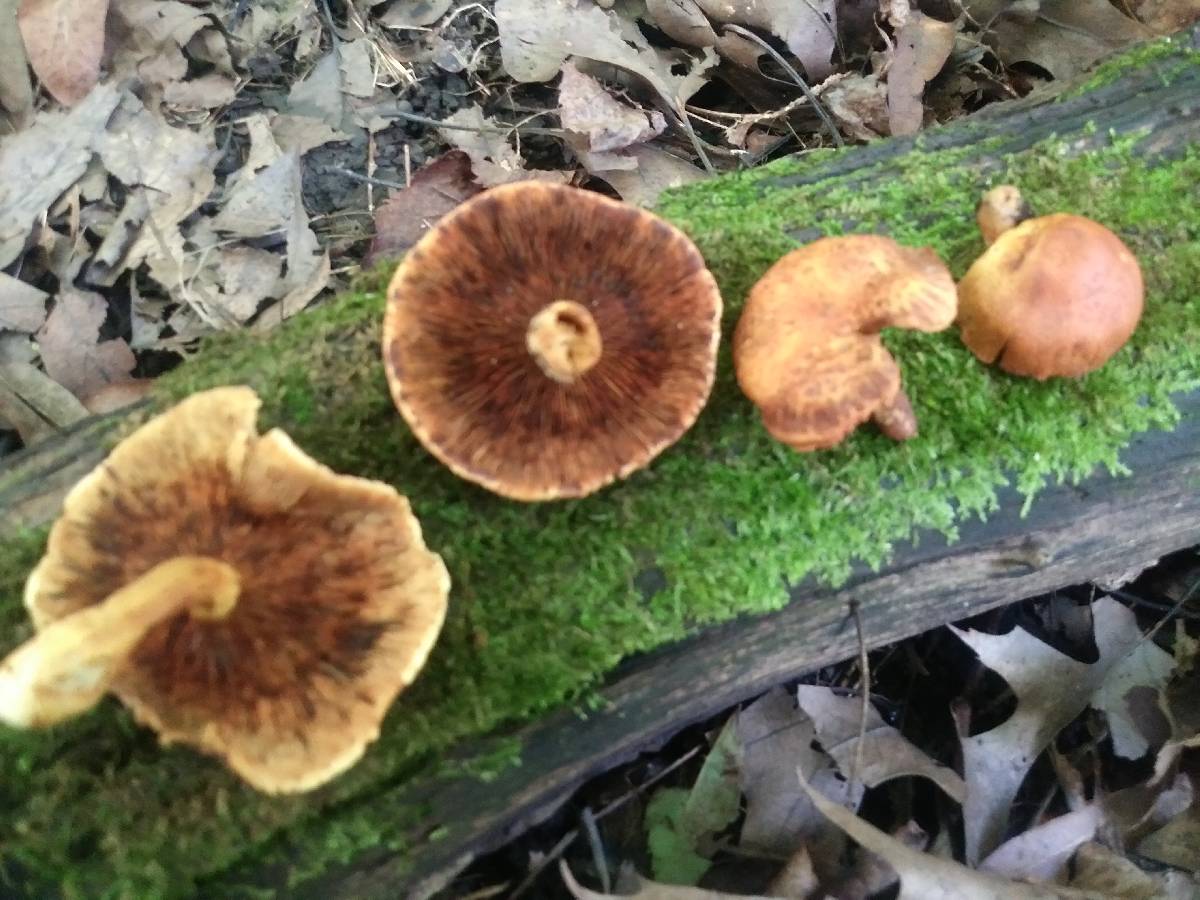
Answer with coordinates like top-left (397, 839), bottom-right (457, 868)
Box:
top-left (1, 31), bottom-right (1199, 899)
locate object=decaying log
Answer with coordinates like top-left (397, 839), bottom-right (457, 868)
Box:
top-left (1, 29), bottom-right (1199, 900)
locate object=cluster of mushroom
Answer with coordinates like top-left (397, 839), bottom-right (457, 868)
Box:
top-left (0, 179), bottom-right (1144, 794)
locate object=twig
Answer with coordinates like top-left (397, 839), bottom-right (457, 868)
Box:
top-left (676, 98), bottom-right (715, 175)
top-left (721, 24), bottom-right (844, 149)
top-left (379, 108), bottom-right (565, 136)
top-left (848, 598), bottom-right (870, 797)
top-left (328, 166), bottom-right (409, 191)
top-left (581, 806), bottom-right (610, 893)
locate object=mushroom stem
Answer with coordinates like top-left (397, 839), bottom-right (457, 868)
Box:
top-left (0, 556), bottom-right (240, 728)
top-left (526, 299), bottom-right (603, 384)
top-left (977, 185), bottom-right (1034, 245)
top-left (872, 391), bottom-right (919, 442)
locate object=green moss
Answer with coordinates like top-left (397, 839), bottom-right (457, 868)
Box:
top-left (1061, 33), bottom-right (1200, 98)
top-left (2, 123), bottom-right (1199, 895)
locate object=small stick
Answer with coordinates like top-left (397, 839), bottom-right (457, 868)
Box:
top-left (848, 598), bottom-right (870, 797)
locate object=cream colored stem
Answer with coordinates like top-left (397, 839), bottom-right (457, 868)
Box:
top-left (0, 556), bottom-right (240, 728)
top-left (873, 390), bottom-right (918, 442)
top-left (976, 184), bottom-right (1034, 245)
top-left (526, 299), bottom-right (603, 384)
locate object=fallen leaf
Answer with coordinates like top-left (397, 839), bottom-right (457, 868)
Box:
top-left (825, 820), bottom-right (929, 900)
top-left (161, 72), bottom-right (238, 110)
top-left (558, 62), bottom-right (667, 153)
top-left (35, 287), bottom-right (135, 403)
top-left (1137, 800), bottom-right (1200, 873)
top-left (438, 105), bottom-right (571, 186)
top-left (338, 38), bottom-right (377, 98)
top-left (0, 354), bottom-right (88, 444)
top-left (0, 0), bottom-right (34, 124)
top-left (17, 0), bottom-right (110, 106)
top-left (287, 50), bottom-right (353, 131)
top-left (364, 151), bottom-right (483, 266)
top-left (796, 771), bottom-right (1080, 899)
top-left (270, 113), bottom-right (349, 156)
top-left (817, 73), bottom-right (888, 142)
top-left (379, 0), bottom-right (453, 29)
top-left (1071, 841), bottom-right (1198, 899)
top-left (495, 0), bottom-right (717, 114)
top-left (643, 0), bottom-right (718, 48)
top-left (736, 687), bottom-right (860, 861)
top-left (1137, 0), bottom-right (1200, 34)
top-left (766, 844), bottom-right (819, 898)
top-left (886, 11), bottom-right (957, 136)
top-left (969, 0), bottom-right (1152, 81)
top-left (106, 0), bottom-right (223, 109)
top-left (1091, 617), bottom-right (1175, 759)
top-left (0, 273), bottom-right (49, 332)
top-left (979, 807), bottom-right (1102, 883)
top-left (0, 82), bottom-right (120, 268)
top-left (796, 684), bottom-right (966, 803)
top-left (646, 788), bottom-right (712, 885)
top-left (598, 145), bottom-right (707, 207)
top-left (693, 0), bottom-right (838, 79)
top-left (561, 860), bottom-right (782, 899)
top-left (210, 153), bottom-right (299, 237)
top-left (82, 379), bottom-right (152, 414)
top-left (952, 596), bottom-right (1164, 862)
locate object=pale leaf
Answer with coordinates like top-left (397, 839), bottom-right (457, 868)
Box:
top-left (886, 11), bottom-right (957, 136)
top-left (561, 860), bottom-right (782, 899)
top-left (0, 0), bottom-right (34, 123)
top-left (35, 288), bottom-right (135, 402)
top-left (693, 0), bottom-right (837, 79)
top-left (1071, 842), bottom-right (1197, 899)
top-left (598, 145), bottom-right (706, 207)
top-left (0, 273), bottom-right (49, 332)
top-left (796, 684), bottom-right (966, 802)
top-left (0, 357), bottom-right (88, 444)
top-left (558, 62), bottom-right (666, 153)
top-left (796, 770), bottom-right (1089, 899)
top-left (979, 807), bottom-right (1102, 883)
top-left (17, 0), bottom-right (110, 106)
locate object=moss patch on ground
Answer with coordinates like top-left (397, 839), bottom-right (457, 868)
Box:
top-left (2, 112), bottom-right (1199, 896)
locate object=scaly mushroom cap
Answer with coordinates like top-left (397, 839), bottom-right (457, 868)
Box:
top-left (734, 235), bottom-right (957, 451)
top-left (382, 181), bottom-right (722, 501)
top-left (957, 213), bottom-right (1144, 379)
top-left (22, 387), bottom-right (450, 793)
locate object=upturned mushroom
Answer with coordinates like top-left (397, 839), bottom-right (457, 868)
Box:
top-left (957, 185), bottom-right (1145, 379)
top-left (734, 235), bottom-right (958, 451)
top-left (0, 386), bottom-right (450, 794)
top-left (382, 181), bottom-right (723, 501)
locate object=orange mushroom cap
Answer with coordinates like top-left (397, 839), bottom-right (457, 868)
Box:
top-left (10, 387), bottom-right (450, 793)
top-left (734, 235), bottom-right (957, 451)
top-left (957, 211), bottom-right (1144, 379)
top-left (382, 181), bottom-right (723, 501)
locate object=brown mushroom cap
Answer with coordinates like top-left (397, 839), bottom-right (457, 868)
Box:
top-left (17, 386), bottom-right (450, 793)
top-left (382, 181), bottom-right (722, 501)
top-left (733, 235), bottom-right (957, 451)
top-left (957, 213), bottom-right (1144, 379)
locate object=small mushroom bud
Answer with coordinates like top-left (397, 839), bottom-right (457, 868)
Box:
top-left (957, 186), bottom-right (1145, 380)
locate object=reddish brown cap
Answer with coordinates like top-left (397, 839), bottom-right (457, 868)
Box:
top-left (734, 235), bottom-right (957, 451)
top-left (957, 212), bottom-right (1144, 379)
top-left (16, 386), bottom-right (450, 793)
top-left (382, 181), bottom-right (722, 500)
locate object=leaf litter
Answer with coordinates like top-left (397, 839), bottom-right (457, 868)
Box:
top-left (1, 0), bottom-right (1195, 448)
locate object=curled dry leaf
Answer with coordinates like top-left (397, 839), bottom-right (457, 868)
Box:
top-left (364, 151), bottom-right (483, 267)
top-left (796, 770), bottom-right (1085, 899)
top-left (886, 11), bottom-right (957, 136)
top-left (979, 807), bottom-right (1103, 883)
top-left (952, 597), bottom-right (1172, 862)
top-left (693, 0), bottom-right (838, 79)
top-left (818, 73), bottom-right (889, 141)
top-left (796, 684), bottom-right (966, 803)
top-left (35, 288), bottom-right (136, 405)
top-left (558, 62), bottom-right (667, 155)
top-left (17, 0), bottom-right (110, 106)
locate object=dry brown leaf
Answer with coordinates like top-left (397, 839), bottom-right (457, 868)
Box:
top-left (495, 0), bottom-right (718, 113)
top-left (796, 684), bottom-right (966, 803)
top-left (437, 105), bottom-right (572, 187)
top-left (796, 771), bottom-right (1091, 899)
top-left (1092, 620), bottom-right (1175, 759)
top-left (643, 0), bottom-right (718, 48)
top-left (287, 50), bottom-right (352, 130)
top-left (826, 820), bottom-right (929, 900)
top-left (1071, 841), bottom-right (1199, 898)
top-left (107, 0), bottom-right (224, 109)
top-left (0, 82), bottom-right (120, 268)
top-left (558, 62), bottom-right (667, 154)
top-left (817, 72), bottom-right (889, 141)
top-left (17, 0), bottom-right (110, 106)
top-left (598, 145), bottom-right (707, 207)
top-left (971, 0), bottom-right (1153, 81)
top-left (952, 597), bottom-right (1164, 863)
top-left (338, 38), bottom-right (377, 98)
top-left (210, 154), bottom-right (299, 237)
top-left (0, 272), bottom-right (49, 332)
top-left (736, 687), bottom-right (859, 865)
top-left (364, 151), bottom-right (483, 267)
top-left (36, 287), bottom-right (135, 403)
top-left (979, 807), bottom-right (1102, 883)
top-left (886, 11), bottom-right (957, 136)
top-left (694, 0), bottom-right (838, 79)
top-left (561, 860), bottom-right (783, 899)
top-left (0, 347), bottom-right (88, 444)
top-left (0, 0), bottom-right (35, 124)
top-left (270, 113), bottom-right (349, 156)
top-left (1137, 800), bottom-right (1200, 873)
top-left (1137, 0), bottom-right (1200, 33)
top-left (160, 72), bottom-right (237, 110)
top-left (766, 844), bottom-right (819, 898)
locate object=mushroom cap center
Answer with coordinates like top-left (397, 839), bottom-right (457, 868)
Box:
top-left (526, 299), bottom-right (603, 384)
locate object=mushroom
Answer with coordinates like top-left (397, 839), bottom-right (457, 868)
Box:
top-left (733, 234), bottom-right (958, 451)
top-left (0, 386), bottom-right (450, 794)
top-left (957, 185), bottom-right (1144, 379)
top-left (382, 181), bottom-right (723, 501)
